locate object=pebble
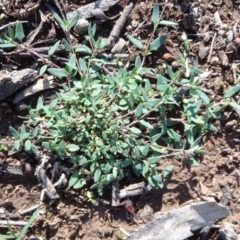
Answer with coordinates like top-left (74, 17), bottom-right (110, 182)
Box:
top-left (210, 56), bottom-right (220, 65)
top-left (74, 18), bottom-right (89, 35)
top-left (203, 32), bottom-right (211, 43)
top-left (219, 52), bottom-right (229, 67)
top-left (163, 53), bottom-right (176, 62)
top-left (111, 38), bottom-right (126, 53)
top-left (218, 29), bottom-right (225, 36)
top-left (171, 60), bottom-right (180, 69)
top-left (226, 30), bottom-right (233, 42)
top-left (198, 47), bottom-right (210, 60)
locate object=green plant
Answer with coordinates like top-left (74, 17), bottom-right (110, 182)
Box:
top-left (6, 4), bottom-right (240, 198)
top-left (0, 135), bottom-right (8, 152)
top-left (0, 208), bottom-right (39, 240)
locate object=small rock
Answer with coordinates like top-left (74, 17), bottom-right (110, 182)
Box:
top-left (171, 60), bottom-right (180, 70)
top-left (226, 30), bottom-right (233, 42)
top-left (204, 32), bottom-right (211, 43)
top-left (163, 53), bottom-right (176, 62)
top-left (199, 47), bottom-right (210, 60)
top-left (218, 29), bottom-right (225, 35)
top-left (219, 224), bottom-right (238, 240)
top-left (219, 52), bottom-right (229, 67)
top-left (74, 18), bottom-right (89, 35)
top-left (111, 38), bottom-right (127, 53)
top-left (138, 205), bottom-right (154, 224)
top-left (210, 56), bottom-right (220, 65)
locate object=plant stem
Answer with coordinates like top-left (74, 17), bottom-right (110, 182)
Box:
top-left (141, 0), bottom-right (168, 67)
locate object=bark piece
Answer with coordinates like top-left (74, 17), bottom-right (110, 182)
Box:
top-left (127, 201), bottom-right (230, 240)
top-left (0, 68), bottom-right (37, 101)
top-left (66, 0), bottom-right (120, 20)
top-left (13, 76), bottom-right (59, 103)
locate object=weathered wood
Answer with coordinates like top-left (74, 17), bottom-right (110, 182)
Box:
top-left (0, 68), bottom-right (37, 101)
top-left (107, 3), bottom-right (134, 47)
top-left (13, 76), bottom-right (59, 103)
top-left (66, 0), bottom-right (120, 20)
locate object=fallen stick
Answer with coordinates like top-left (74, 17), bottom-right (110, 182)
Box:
top-left (107, 3), bottom-right (134, 48)
top-left (0, 220), bottom-right (28, 226)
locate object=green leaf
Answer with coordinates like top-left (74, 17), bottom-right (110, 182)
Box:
top-left (128, 36), bottom-right (143, 49)
top-left (162, 166), bottom-right (173, 177)
top-left (142, 163), bottom-right (149, 175)
top-left (69, 172), bottom-right (79, 187)
top-left (167, 129), bottom-right (181, 141)
top-left (66, 54), bottom-right (77, 70)
top-left (48, 40), bottom-right (60, 56)
top-left (0, 235), bottom-right (15, 239)
top-left (130, 127), bottom-right (142, 134)
top-left (185, 100), bottom-right (202, 115)
top-left (24, 140), bottom-right (31, 151)
top-left (14, 140), bottom-right (20, 151)
top-left (150, 145), bottom-right (167, 154)
top-left (20, 132), bottom-right (30, 141)
top-left (194, 148), bottom-right (208, 154)
top-left (53, 14), bottom-right (65, 27)
top-left (135, 103), bottom-right (143, 117)
top-left (14, 21), bottom-right (25, 42)
top-left (62, 38), bottom-right (72, 52)
top-left (42, 142), bottom-right (51, 150)
top-left (121, 159), bottom-right (132, 167)
top-left (196, 90), bottom-right (210, 105)
top-left (73, 178), bottom-right (86, 189)
top-left (49, 99), bottom-right (58, 109)
top-left (204, 123), bottom-right (218, 131)
top-left (39, 65), bottom-right (47, 75)
top-left (69, 14), bottom-right (79, 29)
top-left (75, 45), bottom-right (92, 54)
top-left (9, 126), bottom-right (19, 139)
top-left (186, 158), bottom-right (199, 166)
top-left (159, 20), bottom-right (178, 26)
top-left (224, 85), bottom-right (240, 98)
top-left (151, 4), bottom-right (159, 25)
top-left (48, 68), bottom-right (67, 79)
top-left (138, 145), bottom-right (149, 157)
top-left (0, 39), bottom-right (16, 48)
top-left (79, 58), bottom-right (88, 72)
top-left (112, 167), bottom-right (118, 178)
top-left (58, 140), bottom-right (66, 152)
top-left (150, 133), bottom-right (162, 142)
top-left (139, 120), bottom-right (154, 129)
top-left (16, 208), bottom-right (39, 240)
top-left (147, 156), bottom-right (160, 164)
top-left (230, 101), bottom-right (240, 111)
top-left (8, 26), bottom-right (15, 40)
top-left (149, 36), bottom-right (167, 51)
top-left (67, 144), bottom-right (79, 152)
top-left (191, 136), bottom-right (202, 148)
top-left (135, 56), bottom-right (142, 69)
top-left (36, 97), bottom-right (43, 110)
top-left (31, 145), bottom-right (38, 155)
